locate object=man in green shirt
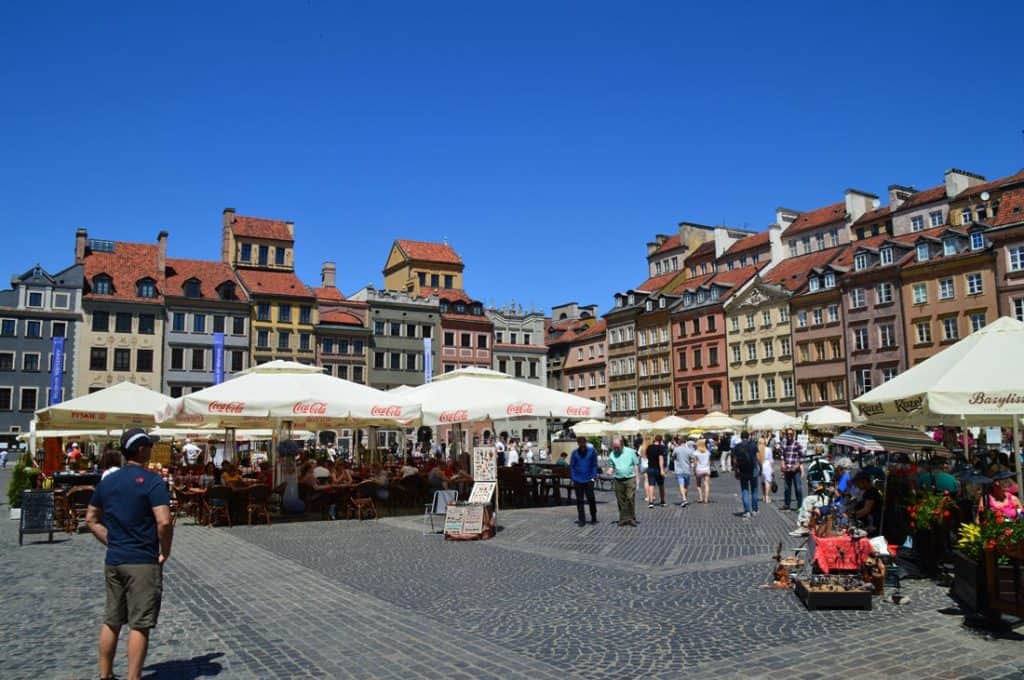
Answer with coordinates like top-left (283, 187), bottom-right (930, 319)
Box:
top-left (606, 437), bottom-right (640, 526)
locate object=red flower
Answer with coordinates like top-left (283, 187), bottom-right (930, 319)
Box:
top-left (986, 539), bottom-right (997, 549)
top-left (943, 510), bottom-right (951, 518)
top-left (1006, 529), bottom-right (1014, 536)
top-left (909, 521), bottom-right (916, 529)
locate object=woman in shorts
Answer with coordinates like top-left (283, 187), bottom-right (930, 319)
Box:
top-left (691, 438), bottom-right (712, 504)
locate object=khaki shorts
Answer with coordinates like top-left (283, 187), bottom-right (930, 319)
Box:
top-left (104, 564), bottom-right (163, 630)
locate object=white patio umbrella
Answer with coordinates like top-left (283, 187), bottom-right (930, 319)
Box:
top-left (404, 367), bottom-right (605, 425)
top-left (388, 385), bottom-right (414, 395)
top-left (650, 415), bottom-right (693, 433)
top-left (571, 419), bottom-right (613, 436)
top-left (746, 409), bottom-right (800, 431)
top-left (157, 360), bottom-right (419, 429)
top-left (802, 405), bottom-right (853, 428)
top-left (610, 417), bottom-right (655, 434)
top-left (35, 381), bottom-right (176, 429)
top-left (688, 411), bottom-right (743, 431)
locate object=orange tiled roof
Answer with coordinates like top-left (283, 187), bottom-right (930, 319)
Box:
top-left (236, 269), bottom-right (314, 299)
top-left (667, 272), bottom-right (716, 295)
top-left (319, 310), bottom-right (363, 326)
top-left (545, 317), bottom-right (595, 346)
top-left (892, 185), bottom-right (946, 213)
top-left (636, 271), bottom-right (679, 292)
top-left (396, 239), bottom-right (462, 265)
top-left (423, 287), bottom-right (474, 303)
top-left (312, 286), bottom-right (345, 302)
top-left (852, 206), bottom-right (891, 227)
top-left (992, 187), bottom-right (1024, 227)
top-left (165, 258), bottom-right (248, 301)
top-left (723, 230), bottom-right (770, 256)
top-left (762, 247), bottom-right (843, 291)
top-left (709, 263), bottom-right (764, 287)
top-left (571, 318), bottom-right (607, 342)
top-left (228, 214), bottom-right (293, 242)
top-left (684, 240), bottom-right (716, 262)
top-left (83, 241), bottom-right (162, 303)
top-left (651, 234), bottom-right (682, 256)
top-left (956, 168), bottom-right (1024, 201)
top-left (784, 202), bottom-right (846, 237)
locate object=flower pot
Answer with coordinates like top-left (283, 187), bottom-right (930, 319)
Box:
top-left (9, 507), bottom-right (21, 521)
top-left (950, 551), bottom-right (987, 614)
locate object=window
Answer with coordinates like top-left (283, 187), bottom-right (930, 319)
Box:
top-left (27, 291), bottom-right (43, 307)
top-left (406, 352), bottom-right (417, 371)
top-left (352, 366), bottom-right (364, 383)
top-left (730, 345), bottom-right (740, 363)
top-left (912, 283), bottom-right (928, 305)
top-left (275, 247), bottom-right (286, 266)
top-left (460, 333), bottom-right (471, 348)
top-left (443, 331), bottom-right (454, 346)
top-left (745, 313), bottom-right (755, 330)
top-left (258, 245), bottom-right (269, 266)
top-left (779, 307), bottom-right (789, 323)
top-left (854, 253), bottom-right (868, 271)
top-left (879, 325), bottom-right (895, 348)
top-left (765, 377), bottom-right (776, 400)
top-left (22, 353), bottom-right (39, 372)
top-left (879, 247), bottom-right (893, 266)
top-left (966, 273), bottom-right (983, 295)
top-left (20, 387), bottom-right (37, 411)
top-left (780, 337), bottom-right (791, 356)
top-left (183, 279), bottom-right (201, 298)
top-left (797, 311), bottom-right (807, 328)
top-left (828, 229), bottom-right (839, 247)
top-left (193, 314), bottom-right (206, 333)
top-left (970, 313), bottom-right (986, 333)
top-left (240, 243), bottom-right (252, 262)
top-left (801, 236), bottom-right (811, 254)
top-left (929, 211), bottom-right (943, 227)
top-left (299, 306), bottom-right (312, 325)
top-left (762, 339), bottom-right (774, 358)
top-left (915, 321), bottom-right (932, 344)
top-left (853, 327), bottom-right (869, 351)
top-left (171, 347), bottom-right (184, 370)
top-left (943, 238), bottom-right (957, 256)
top-left (817, 383), bottom-right (830, 402)
top-left (799, 344), bottom-right (810, 363)
top-left (0, 387), bottom-right (12, 410)
top-left (916, 244), bottom-right (929, 262)
top-left (112, 313), bottom-right (131, 333)
top-left (93, 275), bottom-right (112, 295)
top-left (761, 311), bottom-right (771, 327)
top-left (278, 331), bottom-right (290, 349)
top-left (478, 334), bottom-right (488, 349)
top-left (693, 348), bottom-right (703, 369)
top-left (256, 330), bottom-right (269, 348)
top-left (809, 277), bottom-right (820, 292)
top-left (942, 317), bottom-right (959, 341)
top-left (746, 342), bottom-right (757, 361)
top-left (876, 282), bottom-right (893, 305)
top-left (212, 315), bottom-right (225, 334)
top-left (26, 320), bottom-right (42, 338)
top-left (322, 339), bottom-right (335, 355)
top-left (136, 349), bottom-right (153, 373)
top-left (732, 379), bottom-right (743, 402)
top-left (816, 233), bottom-right (825, 251)
top-left (830, 339), bottom-right (841, 359)
top-left (171, 312), bottom-right (185, 332)
top-left (812, 309), bottom-right (823, 326)
top-left (52, 292), bottom-right (70, 309)
top-left (706, 316), bottom-right (716, 332)
top-left (374, 352), bottom-right (385, 369)
top-left (961, 208), bottom-right (972, 225)
top-left (783, 375), bottom-right (794, 398)
top-left (191, 348), bottom-right (205, 370)
top-left (113, 348), bottom-right (131, 372)
top-left (856, 369), bottom-right (873, 396)
top-left (1015, 298), bottom-right (1024, 323)
top-left (299, 333), bottom-right (311, 351)
top-left (373, 320), bottom-right (385, 336)
top-left (0, 352), bottom-right (12, 371)
top-left (882, 367), bottom-right (898, 383)
top-left (257, 304), bottom-right (271, 322)
top-left (911, 216), bottom-right (924, 232)
top-left (970, 232), bottom-right (985, 250)
top-left (353, 340), bottom-right (363, 354)
top-left (138, 314), bottom-right (155, 335)
top-left (692, 319), bottom-right (700, 334)
top-left (827, 305), bottom-right (838, 323)
top-left (788, 240), bottom-right (797, 258)
top-left (390, 322), bottom-right (401, 337)
top-left (693, 384), bottom-right (703, 406)
top-left (748, 378), bottom-right (760, 401)
top-left (279, 304), bottom-right (292, 323)
top-left (939, 278), bottom-right (954, 300)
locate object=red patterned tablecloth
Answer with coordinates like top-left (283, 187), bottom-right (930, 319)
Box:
top-left (811, 534), bottom-right (874, 573)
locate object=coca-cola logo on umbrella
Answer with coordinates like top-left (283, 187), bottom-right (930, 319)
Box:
top-left (370, 405), bottom-right (404, 417)
top-left (292, 401), bottom-right (328, 415)
top-left (506, 403), bottom-right (534, 416)
top-left (208, 401), bottom-right (245, 414)
top-left (566, 406), bottom-right (591, 417)
top-left (439, 409), bottom-right (469, 423)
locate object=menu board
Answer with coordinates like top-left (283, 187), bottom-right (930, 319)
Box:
top-left (461, 505), bottom-right (485, 534)
top-left (443, 505), bottom-right (468, 535)
top-left (468, 482), bottom-right (496, 504)
top-left (19, 489), bottom-right (55, 545)
top-left (472, 447), bottom-right (497, 482)
top-left (443, 504), bottom-right (486, 537)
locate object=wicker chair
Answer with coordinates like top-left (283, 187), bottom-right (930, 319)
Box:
top-left (347, 481), bottom-right (378, 520)
top-left (204, 485), bottom-right (232, 528)
top-left (246, 485), bottom-right (271, 526)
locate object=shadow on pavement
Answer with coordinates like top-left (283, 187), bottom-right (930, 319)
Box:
top-left (143, 652), bottom-right (225, 679)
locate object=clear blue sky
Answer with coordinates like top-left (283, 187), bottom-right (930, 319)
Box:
top-left (3, 2), bottom-right (1023, 313)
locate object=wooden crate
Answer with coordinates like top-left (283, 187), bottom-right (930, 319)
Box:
top-left (795, 579), bottom-right (873, 611)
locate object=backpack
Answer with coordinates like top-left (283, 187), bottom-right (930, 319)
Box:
top-left (735, 441), bottom-right (758, 477)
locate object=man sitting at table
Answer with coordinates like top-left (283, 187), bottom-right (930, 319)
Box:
top-left (399, 458), bottom-right (419, 479)
top-left (428, 461), bottom-right (450, 491)
top-left (849, 472), bottom-right (883, 537)
top-left (330, 461), bottom-right (353, 485)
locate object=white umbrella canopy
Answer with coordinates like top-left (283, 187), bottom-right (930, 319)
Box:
top-left (35, 381), bottom-right (176, 429)
top-left (852, 316), bottom-right (1024, 426)
top-left (388, 385), bottom-right (414, 394)
top-left (802, 405), bottom-right (853, 428)
top-left (610, 417), bottom-right (655, 434)
top-left (746, 409), bottom-right (800, 431)
top-left (688, 411), bottom-right (743, 431)
top-left (650, 415), bottom-right (693, 433)
top-left (571, 419), bottom-right (613, 436)
top-left (405, 366), bottom-right (605, 425)
top-left (157, 360), bottom-right (420, 428)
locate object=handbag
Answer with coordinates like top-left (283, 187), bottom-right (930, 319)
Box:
top-left (771, 480), bottom-right (778, 493)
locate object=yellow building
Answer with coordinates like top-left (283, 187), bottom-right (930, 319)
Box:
top-left (383, 239), bottom-right (464, 296)
top-left (222, 209), bottom-right (317, 365)
top-left (947, 169), bottom-right (1024, 228)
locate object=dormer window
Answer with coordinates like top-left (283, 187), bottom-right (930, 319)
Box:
top-left (439, 302), bottom-right (449, 313)
top-left (824, 272), bottom-right (836, 289)
top-left (658, 297), bottom-right (666, 309)
top-left (217, 282), bottom-right (237, 301)
top-left (655, 261), bottom-right (663, 274)
top-left (616, 297), bottom-right (624, 308)
top-left (683, 293), bottom-right (693, 306)
top-left (472, 304), bottom-right (482, 315)
top-left (645, 300), bottom-right (653, 312)
top-left (697, 290), bottom-right (706, 303)
top-left (93, 274), bottom-right (113, 296)
top-left (455, 303), bottom-right (466, 314)
top-left (916, 243), bottom-right (930, 262)
top-left (183, 279), bottom-right (202, 298)
top-left (628, 293), bottom-right (635, 305)
top-left (808, 277), bottom-right (820, 292)
top-left (137, 278), bottom-right (157, 299)
top-left (854, 253), bottom-right (868, 271)
top-left (880, 247), bottom-right (893, 265)
top-left (970, 231), bottom-right (985, 251)
top-left (710, 287), bottom-right (720, 300)
top-left (240, 243), bottom-right (252, 262)
top-left (943, 238), bottom-right (957, 256)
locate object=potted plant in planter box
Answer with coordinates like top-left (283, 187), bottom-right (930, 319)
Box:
top-left (952, 511), bottom-right (1024, 614)
top-left (7, 453), bottom-right (40, 520)
top-left (907, 489), bottom-right (955, 576)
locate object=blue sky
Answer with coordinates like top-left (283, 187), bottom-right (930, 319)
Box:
top-left (2, 1), bottom-right (1023, 313)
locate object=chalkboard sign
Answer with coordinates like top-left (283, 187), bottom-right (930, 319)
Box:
top-left (19, 489), bottom-right (55, 545)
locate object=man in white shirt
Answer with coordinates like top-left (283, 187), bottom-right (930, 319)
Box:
top-left (182, 440), bottom-right (202, 466)
top-left (507, 440), bottom-right (520, 466)
top-left (313, 462), bottom-right (331, 481)
top-left (495, 435), bottom-right (507, 466)
top-left (524, 443), bottom-right (535, 464)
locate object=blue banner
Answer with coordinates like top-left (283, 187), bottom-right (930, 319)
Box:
top-left (423, 337), bottom-right (432, 383)
top-left (213, 332), bottom-right (225, 384)
top-left (49, 336), bottom-right (64, 405)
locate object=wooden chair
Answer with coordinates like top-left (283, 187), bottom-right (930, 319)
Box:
top-left (347, 481), bottom-right (378, 520)
top-left (65, 485), bottom-right (94, 533)
top-left (246, 485), bottom-right (271, 526)
top-left (204, 485), bottom-right (232, 528)
top-left (53, 490), bottom-right (72, 534)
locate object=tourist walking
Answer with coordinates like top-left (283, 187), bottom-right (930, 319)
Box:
top-left (718, 432), bottom-right (732, 473)
top-left (733, 431), bottom-right (759, 518)
top-left (671, 435), bottom-right (693, 507)
top-left (759, 437), bottom-right (774, 503)
top-left (692, 437), bottom-right (712, 504)
top-left (85, 429), bottom-right (173, 680)
top-left (644, 435), bottom-right (668, 508)
top-left (606, 437), bottom-right (639, 526)
top-left (569, 436), bottom-right (599, 526)
top-left (780, 428), bottom-right (805, 511)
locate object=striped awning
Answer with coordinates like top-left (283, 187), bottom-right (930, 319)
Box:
top-left (832, 423), bottom-right (951, 457)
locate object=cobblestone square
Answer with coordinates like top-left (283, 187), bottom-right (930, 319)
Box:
top-left (1, 469), bottom-right (1022, 679)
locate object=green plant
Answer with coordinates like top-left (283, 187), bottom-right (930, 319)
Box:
top-left (906, 489), bottom-right (954, 531)
top-left (7, 453), bottom-right (40, 508)
top-left (956, 510), bottom-right (1024, 562)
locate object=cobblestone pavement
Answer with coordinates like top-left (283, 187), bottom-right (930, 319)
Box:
top-left (1, 467), bottom-right (1022, 679)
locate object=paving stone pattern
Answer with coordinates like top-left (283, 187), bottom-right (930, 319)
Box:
top-left (0, 467), bottom-right (1021, 679)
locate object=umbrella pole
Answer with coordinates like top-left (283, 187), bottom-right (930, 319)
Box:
top-left (1014, 419), bottom-right (1023, 504)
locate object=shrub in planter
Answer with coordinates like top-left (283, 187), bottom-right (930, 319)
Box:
top-left (7, 454), bottom-right (40, 509)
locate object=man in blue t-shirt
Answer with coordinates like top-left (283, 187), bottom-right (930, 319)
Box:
top-left (86, 428), bottom-right (172, 680)
top-left (569, 435), bottom-right (599, 526)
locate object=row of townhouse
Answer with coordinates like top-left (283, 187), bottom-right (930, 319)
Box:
top-left (594, 166), bottom-right (1024, 420)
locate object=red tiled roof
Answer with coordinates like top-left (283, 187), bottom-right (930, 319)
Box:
top-left (956, 168), bottom-right (1024, 201)
top-left (319, 310), bottom-right (363, 326)
top-left (785, 202), bottom-right (846, 237)
top-left (636, 271), bottom-right (679, 292)
top-left (571, 318), bottom-right (607, 342)
top-left (852, 206), bottom-right (891, 227)
top-left (165, 258), bottom-right (248, 301)
top-left (709, 263), bottom-right (764, 288)
top-left (992, 187), bottom-right (1024, 228)
top-left (83, 241), bottom-right (162, 303)
top-left (651, 234), bottom-right (682, 256)
top-left (236, 269), bottom-right (314, 299)
top-left (892, 185), bottom-right (946, 213)
top-left (723, 230), bottom-right (770, 257)
top-left (228, 214), bottom-right (293, 242)
top-left (667, 272), bottom-right (715, 295)
top-left (830, 234), bottom-right (890, 268)
top-left (685, 240), bottom-right (716, 262)
top-left (395, 239), bottom-right (462, 265)
top-left (312, 286), bottom-right (345, 302)
top-left (422, 287), bottom-right (474, 303)
top-left (762, 247), bottom-right (843, 291)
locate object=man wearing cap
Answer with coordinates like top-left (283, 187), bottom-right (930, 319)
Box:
top-left (86, 429), bottom-right (173, 680)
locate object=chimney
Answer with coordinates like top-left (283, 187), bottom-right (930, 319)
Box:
top-left (285, 220), bottom-right (295, 239)
top-left (774, 208), bottom-right (799, 232)
top-left (845, 189), bottom-right (877, 224)
top-left (768, 223), bottom-right (785, 263)
top-left (222, 208), bottom-right (235, 264)
top-left (944, 168), bottom-right (986, 198)
top-left (321, 261), bottom-right (337, 289)
top-left (75, 228), bottom-right (88, 263)
top-left (888, 184), bottom-right (914, 211)
top-left (713, 226), bottom-right (739, 259)
top-left (157, 231), bottom-right (168, 274)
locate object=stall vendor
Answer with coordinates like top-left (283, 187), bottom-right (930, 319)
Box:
top-left (849, 472), bottom-right (882, 537)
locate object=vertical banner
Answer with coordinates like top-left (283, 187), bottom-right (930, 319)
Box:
top-left (48, 336), bottom-right (64, 405)
top-left (423, 337), bottom-right (433, 383)
top-left (213, 332), bottom-right (225, 384)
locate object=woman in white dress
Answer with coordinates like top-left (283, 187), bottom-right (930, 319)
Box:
top-left (759, 437), bottom-right (774, 503)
